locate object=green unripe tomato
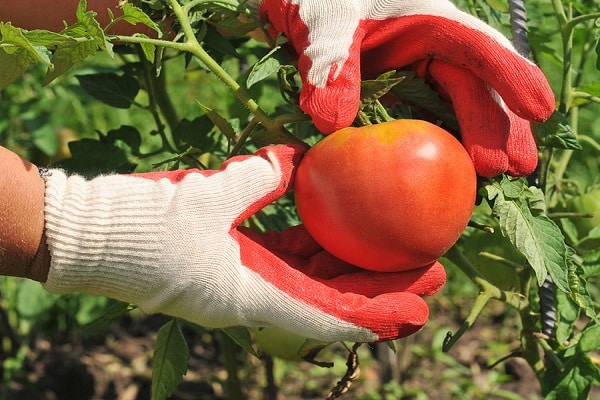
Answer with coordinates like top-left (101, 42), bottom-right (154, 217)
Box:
top-left (251, 326), bottom-right (330, 362)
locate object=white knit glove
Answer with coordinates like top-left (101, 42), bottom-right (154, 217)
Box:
top-left (251, 0), bottom-right (555, 177)
top-left (41, 145), bottom-right (445, 342)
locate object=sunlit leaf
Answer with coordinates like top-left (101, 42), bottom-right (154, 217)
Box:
top-left (62, 0), bottom-right (114, 57)
top-left (44, 39), bottom-right (97, 85)
top-left (247, 46), bottom-right (282, 88)
top-left (121, 3), bottom-right (160, 33)
top-left (360, 71), bottom-right (405, 104)
top-left (486, 179), bottom-right (569, 291)
top-left (576, 81), bottom-right (600, 97)
top-left (565, 248), bottom-right (599, 324)
top-left (0, 22), bottom-right (52, 65)
top-left (133, 33), bottom-right (156, 63)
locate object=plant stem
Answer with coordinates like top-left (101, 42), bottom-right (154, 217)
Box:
top-left (519, 302), bottom-right (545, 378)
top-left (442, 246), bottom-right (530, 351)
top-left (146, 57), bottom-right (180, 131)
top-left (167, 0), bottom-right (305, 146)
top-left (229, 118), bottom-right (259, 157)
top-left (115, 0), bottom-right (306, 147)
top-left (545, 4), bottom-right (600, 196)
top-left (442, 291), bottom-right (492, 352)
top-left (216, 330), bottom-right (245, 400)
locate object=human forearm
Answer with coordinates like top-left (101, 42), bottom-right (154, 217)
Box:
top-left (0, 146), bottom-right (50, 282)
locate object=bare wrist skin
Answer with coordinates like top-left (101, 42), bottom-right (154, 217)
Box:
top-left (0, 146), bottom-right (50, 282)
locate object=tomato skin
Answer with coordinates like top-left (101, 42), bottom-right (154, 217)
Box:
top-left (294, 119), bottom-right (477, 272)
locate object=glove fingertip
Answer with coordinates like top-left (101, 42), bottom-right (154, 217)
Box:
top-left (300, 82), bottom-right (359, 134)
top-left (506, 114), bottom-right (539, 177)
top-left (367, 293), bottom-right (430, 341)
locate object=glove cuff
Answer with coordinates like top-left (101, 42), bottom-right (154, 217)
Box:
top-left (42, 170), bottom-right (167, 305)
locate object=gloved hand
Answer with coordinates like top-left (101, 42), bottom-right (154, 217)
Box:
top-left (41, 145), bottom-right (445, 342)
top-left (250, 0), bottom-right (555, 177)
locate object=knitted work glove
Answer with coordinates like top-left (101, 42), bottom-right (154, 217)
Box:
top-left (251, 0), bottom-right (555, 177)
top-left (41, 145), bottom-right (445, 342)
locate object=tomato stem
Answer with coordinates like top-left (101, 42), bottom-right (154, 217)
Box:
top-left (442, 246), bottom-right (530, 352)
top-left (114, 0), bottom-right (307, 147)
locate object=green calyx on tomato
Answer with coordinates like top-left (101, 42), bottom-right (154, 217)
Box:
top-left (294, 119), bottom-right (477, 272)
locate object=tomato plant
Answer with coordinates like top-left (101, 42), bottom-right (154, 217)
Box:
top-left (295, 119), bottom-right (476, 272)
top-left (1, 0), bottom-right (600, 399)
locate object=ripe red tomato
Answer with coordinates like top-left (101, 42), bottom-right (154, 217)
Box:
top-left (294, 119), bottom-right (477, 272)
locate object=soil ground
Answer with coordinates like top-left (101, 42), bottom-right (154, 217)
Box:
top-left (2, 297), bottom-right (573, 400)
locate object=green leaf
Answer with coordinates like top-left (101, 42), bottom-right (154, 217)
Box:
top-left (221, 326), bottom-right (259, 358)
top-left (106, 125), bottom-right (143, 156)
top-left (196, 102), bottom-right (236, 140)
top-left (582, 249), bottom-right (600, 277)
top-left (134, 33), bottom-right (156, 63)
top-left (565, 249), bottom-right (598, 324)
top-left (196, 0), bottom-right (258, 36)
top-left (120, 3), bottom-right (160, 33)
top-left (0, 23), bottom-right (53, 89)
top-left (44, 39), bottom-right (97, 85)
top-left (555, 288), bottom-right (580, 345)
top-left (76, 72), bottom-right (140, 108)
top-left (57, 137), bottom-right (137, 175)
top-left (578, 324), bottom-right (600, 353)
top-left (62, 0), bottom-right (114, 58)
top-left (172, 115), bottom-right (217, 151)
top-left (576, 81), bottom-right (600, 97)
top-left (542, 349), bottom-right (600, 400)
top-left (151, 319), bottom-right (190, 400)
top-left (202, 25), bottom-right (242, 60)
top-left (499, 176), bottom-right (527, 199)
top-left (246, 46), bottom-right (282, 88)
top-left (486, 179), bottom-right (569, 291)
top-left (23, 29), bottom-right (76, 47)
top-left (533, 111), bottom-right (582, 150)
top-left (360, 71), bottom-right (405, 104)
top-left (81, 301), bottom-right (135, 334)
top-left (0, 49), bottom-right (31, 91)
top-left (390, 70), bottom-right (458, 130)
top-left (485, 0), bottom-right (509, 13)
top-left (0, 22), bottom-right (52, 66)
